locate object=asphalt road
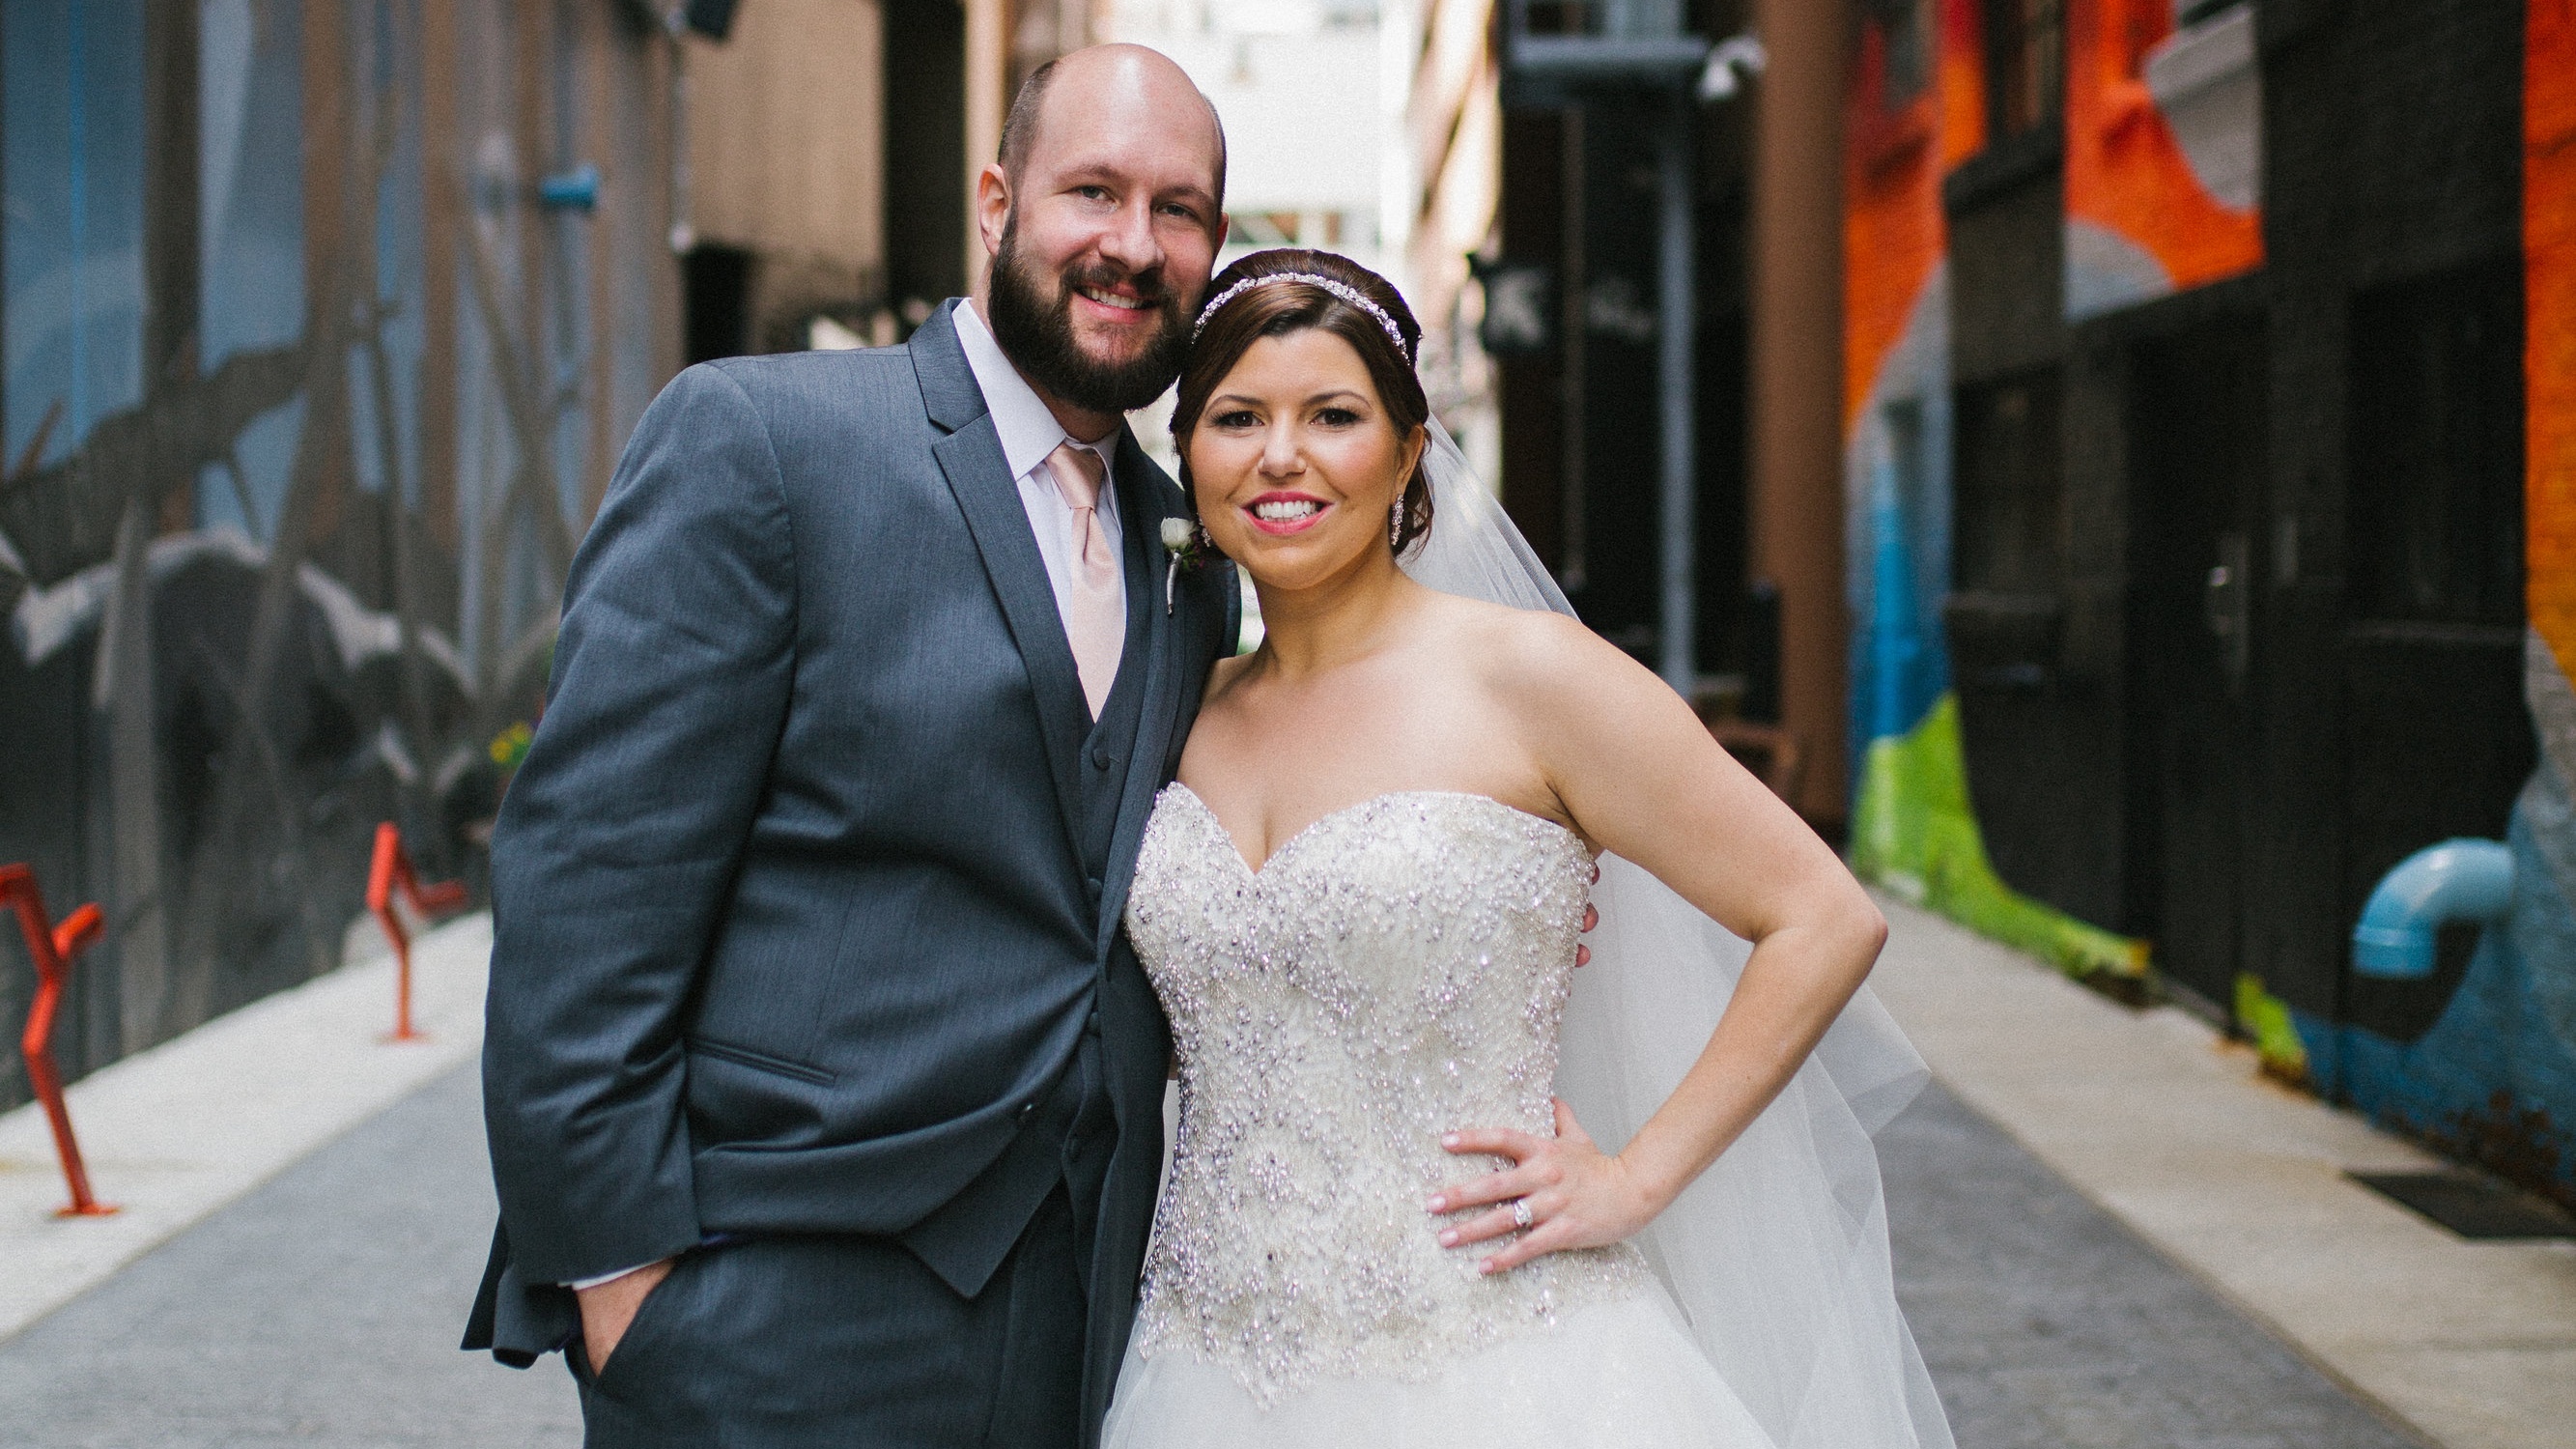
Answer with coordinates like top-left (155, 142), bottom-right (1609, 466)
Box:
top-left (0, 1065), bottom-right (2425, 1448)
top-left (1882, 1081), bottom-right (2425, 1449)
top-left (0, 1064), bottom-right (579, 1448)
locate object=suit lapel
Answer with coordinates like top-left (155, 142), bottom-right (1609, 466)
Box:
top-left (913, 306), bottom-right (1090, 860)
top-left (1111, 434), bottom-right (1161, 693)
top-left (1095, 432), bottom-right (1196, 941)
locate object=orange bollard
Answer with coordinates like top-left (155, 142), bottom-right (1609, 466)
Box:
top-left (2, 864), bottom-right (117, 1217)
top-left (366, 823), bottom-right (468, 1043)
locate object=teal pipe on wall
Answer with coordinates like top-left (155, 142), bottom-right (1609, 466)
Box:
top-left (2351, 838), bottom-right (2515, 980)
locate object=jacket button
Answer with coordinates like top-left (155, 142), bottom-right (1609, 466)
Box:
top-left (1091, 745), bottom-right (1115, 770)
top-left (1086, 875), bottom-right (1104, 902)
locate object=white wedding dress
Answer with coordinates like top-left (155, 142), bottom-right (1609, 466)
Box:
top-left (1101, 421), bottom-right (1951, 1448)
top-left (1100, 784), bottom-right (1777, 1446)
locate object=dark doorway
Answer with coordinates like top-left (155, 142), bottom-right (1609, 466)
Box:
top-left (885, 0), bottom-right (967, 323)
top-left (682, 243), bottom-right (754, 365)
top-left (1567, 95), bottom-right (1670, 662)
top-left (2128, 315), bottom-right (2268, 1008)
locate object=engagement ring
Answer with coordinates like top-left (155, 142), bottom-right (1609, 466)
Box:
top-left (1512, 1198), bottom-right (1534, 1230)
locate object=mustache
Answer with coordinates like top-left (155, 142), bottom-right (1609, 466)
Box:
top-left (1059, 261), bottom-right (1178, 312)
top-left (985, 217), bottom-right (1194, 413)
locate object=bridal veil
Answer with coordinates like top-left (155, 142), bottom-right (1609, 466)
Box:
top-left (1400, 422), bottom-right (1955, 1449)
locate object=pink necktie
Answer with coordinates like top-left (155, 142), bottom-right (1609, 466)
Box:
top-left (1044, 442), bottom-right (1123, 718)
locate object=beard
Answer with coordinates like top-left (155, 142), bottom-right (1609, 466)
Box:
top-left (986, 219), bottom-right (1193, 414)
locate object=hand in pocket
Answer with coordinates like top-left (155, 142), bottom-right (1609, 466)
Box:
top-left (577, 1258), bottom-right (674, 1373)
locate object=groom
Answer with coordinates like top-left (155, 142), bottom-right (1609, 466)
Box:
top-left (465, 45), bottom-right (1235, 1447)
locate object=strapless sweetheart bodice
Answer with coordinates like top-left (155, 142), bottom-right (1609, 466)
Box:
top-left (1121, 785), bottom-right (1652, 1404)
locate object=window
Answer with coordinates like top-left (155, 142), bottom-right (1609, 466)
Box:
top-left (4, 0), bottom-right (149, 475)
top-left (195, 0), bottom-right (308, 539)
top-left (1984, 0), bottom-right (2065, 141)
top-left (2347, 259), bottom-right (2525, 627)
top-left (1953, 370), bottom-right (2066, 597)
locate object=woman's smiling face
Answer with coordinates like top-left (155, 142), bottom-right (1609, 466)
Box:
top-left (1185, 327), bottom-right (1427, 595)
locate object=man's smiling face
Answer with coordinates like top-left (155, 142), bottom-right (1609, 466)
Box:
top-left (978, 45), bottom-right (1229, 418)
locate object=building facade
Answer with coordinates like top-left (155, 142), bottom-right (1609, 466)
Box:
top-left (1846, 0), bottom-right (2575, 1196)
top-left (0, 0), bottom-right (1072, 1111)
top-left (0, 0), bottom-right (685, 1111)
top-left (1486, 2), bottom-right (1764, 723)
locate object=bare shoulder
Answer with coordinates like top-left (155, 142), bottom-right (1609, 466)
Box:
top-left (1430, 594), bottom-right (1661, 716)
top-left (1418, 592), bottom-right (1712, 817)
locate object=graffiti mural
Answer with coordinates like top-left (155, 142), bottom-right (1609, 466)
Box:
top-left (2282, 1), bottom-right (2576, 1200)
top-left (0, 0), bottom-right (677, 1111)
top-left (1844, 0), bottom-right (2147, 981)
top-left (1851, 0), bottom-right (2572, 1199)
top-left (2061, 0), bottom-right (2262, 322)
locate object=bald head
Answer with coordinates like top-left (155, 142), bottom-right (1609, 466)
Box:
top-left (973, 43), bottom-right (1230, 437)
top-left (999, 43), bottom-right (1227, 210)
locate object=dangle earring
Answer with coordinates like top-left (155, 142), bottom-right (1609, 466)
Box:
top-left (1389, 501), bottom-right (1404, 551)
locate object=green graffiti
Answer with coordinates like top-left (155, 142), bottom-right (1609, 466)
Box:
top-left (2233, 972), bottom-right (2312, 1082)
top-left (1852, 694), bottom-right (2150, 981)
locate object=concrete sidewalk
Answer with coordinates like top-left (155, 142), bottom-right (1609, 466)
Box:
top-left (1870, 895), bottom-right (2576, 1449)
top-left (0, 912), bottom-right (494, 1342)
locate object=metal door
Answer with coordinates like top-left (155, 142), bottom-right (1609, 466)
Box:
top-left (2128, 316), bottom-right (2267, 1007)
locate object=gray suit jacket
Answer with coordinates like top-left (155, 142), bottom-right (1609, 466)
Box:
top-left (467, 302), bottom-right (1234, 1432)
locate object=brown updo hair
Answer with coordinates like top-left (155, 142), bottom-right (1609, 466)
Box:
top-left (1173, 249), bottom-right (1433, 555)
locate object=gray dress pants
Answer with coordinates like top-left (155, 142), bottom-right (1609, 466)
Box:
top-left (570, 1184), bottom-right (1088, 1448)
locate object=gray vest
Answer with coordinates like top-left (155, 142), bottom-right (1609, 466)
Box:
top-left (895, 481), bottom-right (1157, 1287)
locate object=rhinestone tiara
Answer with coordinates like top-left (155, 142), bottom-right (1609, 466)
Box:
top-left (1191, 271), bottom-right (1413, 362)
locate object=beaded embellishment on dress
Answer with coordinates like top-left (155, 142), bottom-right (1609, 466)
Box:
top-left (1123, 786), bottom-right (1653, 1406)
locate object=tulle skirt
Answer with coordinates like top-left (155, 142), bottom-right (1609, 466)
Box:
top-left (1100, 1286), bottom-right (1778, 1448)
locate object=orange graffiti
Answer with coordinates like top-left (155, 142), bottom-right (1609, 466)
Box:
top-left (2529, 0), bottom-right (2576, 675)
top-left (1939, 0), bottom-right (1988, 172)
top-left (2063, 0), bottom-right (2262, 298)
top-left (1844, 0), bottom-right (1982, 436)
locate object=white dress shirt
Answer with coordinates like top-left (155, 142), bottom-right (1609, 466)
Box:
top-left (950, 298), bottom-right (1126, 628)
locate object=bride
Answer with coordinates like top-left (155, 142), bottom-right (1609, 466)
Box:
top-left (1101, 248), bottom-right (1955, 1448)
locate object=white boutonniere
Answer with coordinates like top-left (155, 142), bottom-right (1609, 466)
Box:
top-left (1161, 516), bottom-right (1214, 615)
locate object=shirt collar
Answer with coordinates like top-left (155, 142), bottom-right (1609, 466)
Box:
top-left (951, 298), bottom-right (1116, 485)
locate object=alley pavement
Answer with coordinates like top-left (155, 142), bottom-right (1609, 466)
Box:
top-left (1872, 895), bottom-right (2576, 1449)
top-left (1886, 1081), bottom-right (2421, 1448)
top-left (0, 1063), bottom-right (579, 1447)
top-left (2, 1017), bottom-right (2436, 1445)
